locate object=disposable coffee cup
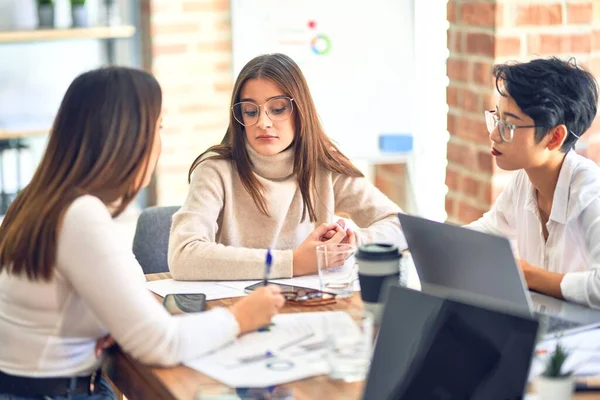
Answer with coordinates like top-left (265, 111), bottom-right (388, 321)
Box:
top-left (356, 243), bottom-right (402, 324)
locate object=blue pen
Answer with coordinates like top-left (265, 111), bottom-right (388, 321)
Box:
top-left (263, 248), bottom-right (272, 286)
top-left (225, 350), bottom-right (275, 369)
top-left (238, 350), bottom-right (274, 364)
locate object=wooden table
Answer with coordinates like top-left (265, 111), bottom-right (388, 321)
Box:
top-left (106, 273), bottom-right (365, 399)
top-left (106, 273), bottom-right (597, 400)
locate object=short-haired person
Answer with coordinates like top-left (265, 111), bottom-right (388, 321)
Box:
top-left (467, 57), bottom-right (600, 308)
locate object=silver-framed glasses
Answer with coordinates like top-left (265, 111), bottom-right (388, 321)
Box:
top-left (232, 96), bottom-right (294, 126)
top-left (484, 109), bottom-right (539, 142)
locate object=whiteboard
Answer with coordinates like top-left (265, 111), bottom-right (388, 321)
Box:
top-left (231, 0), bottom-right (416, 158)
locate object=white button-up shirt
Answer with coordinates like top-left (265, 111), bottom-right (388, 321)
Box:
top-left (466, 150), bottom-right (600, 308)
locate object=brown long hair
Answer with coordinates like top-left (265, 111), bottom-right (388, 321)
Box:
top-left (189, 53), bottom-right (363, 222)
top-left (0, 67), bottom-right (162, 281)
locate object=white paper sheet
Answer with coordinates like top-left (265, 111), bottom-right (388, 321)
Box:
top-left (145, 279), bottom-right (248, 301)
top-left (216, 280), bottom-right (261, 291)
top-left (185, 312), bottom-right (353, 388)
top-left (146, 274), bottom-right (360, 301)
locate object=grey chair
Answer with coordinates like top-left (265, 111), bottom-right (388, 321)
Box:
top-left (132, 206), bottom-right (180, 274)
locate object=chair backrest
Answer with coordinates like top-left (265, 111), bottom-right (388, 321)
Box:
top-left (132, 206), bottom-right (180, 274)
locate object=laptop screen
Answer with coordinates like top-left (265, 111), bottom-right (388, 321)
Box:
top-left (397, 213), bottom-right (534, 317)
top-left (362, 285), bottom-right (539, 400)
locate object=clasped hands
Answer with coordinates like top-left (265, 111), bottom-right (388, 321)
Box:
top-left (292, 219), bottom-right (355, 276)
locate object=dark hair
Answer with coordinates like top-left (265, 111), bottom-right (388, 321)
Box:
top-left (493, 57), bottom-right (598, 152)
top-left (189, 53), bottom-right (363, 222)
top-left (0, 66), bottom-right (162, 281)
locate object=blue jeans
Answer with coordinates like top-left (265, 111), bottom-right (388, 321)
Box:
top-left (0, 377), bottom-right (116, 400)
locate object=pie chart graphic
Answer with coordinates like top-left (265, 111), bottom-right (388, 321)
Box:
top-left (311, 34), bottom-right (332, 55)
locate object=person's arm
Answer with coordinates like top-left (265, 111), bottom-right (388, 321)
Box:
top-left (332, 173), bottom-right (406, 249)
top-left (58, 196), bottom-right (240, 366)
top-left (518, 259), bottom-right (565, 299)
top-left (556, 199), bottom-right (600, 308)
top-left (168, 161), bottom-right (294, 281)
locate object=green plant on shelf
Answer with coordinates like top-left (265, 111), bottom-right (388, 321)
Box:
top-left (37, 0), bottom-right (54, 5)
top-left (71, 0), bottom-right (86, 5)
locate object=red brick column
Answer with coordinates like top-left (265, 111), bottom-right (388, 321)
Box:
top-left (446, 0), bottom-right (600, 224)
top-left (147, 0), bottom-right (232, 205)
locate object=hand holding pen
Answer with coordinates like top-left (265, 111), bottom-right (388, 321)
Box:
top-left (229, 251), bottom-right (284, 336)
top-left (229, 285), bottom-right (285, 335)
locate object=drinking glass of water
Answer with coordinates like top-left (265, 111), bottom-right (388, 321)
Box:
top-left (324, 309), bottom-right (374, 382)
top-left (316, 243), bottom-right (357, 298)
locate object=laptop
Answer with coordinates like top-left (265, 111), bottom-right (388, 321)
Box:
top-left (397, 213), bottom-right (600, 336)
top-left (362, 284), bottom-right (539, 400)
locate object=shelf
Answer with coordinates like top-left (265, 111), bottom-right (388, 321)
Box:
top-left (347, 151), bottom-right (413, 165)
top-left (0, 25), bottom-right (136, 44)
top-left (0, 129), bottom-right (48, 140)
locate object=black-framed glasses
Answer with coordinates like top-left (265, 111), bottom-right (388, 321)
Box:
top-left (280, 288), bottom-right (336, 304)
top-left (232, 96), bottom-right (294, 127)
top-left (484, 109), bottom-right (540, 143)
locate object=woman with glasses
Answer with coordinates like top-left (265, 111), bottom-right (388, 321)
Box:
top-left (466, 57), bottom-right (600, 309)
top-left (169, 53), bottom-right (405, 280)
top-left (0, 67), bottom-right (285, 399)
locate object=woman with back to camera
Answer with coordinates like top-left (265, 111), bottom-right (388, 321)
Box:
top-left (0, 67), bottom-right (284, 400)
top-left (168, 53), bottom-right (406, 281)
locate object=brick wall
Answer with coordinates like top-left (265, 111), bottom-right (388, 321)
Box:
top-left (148, 0), bottom-right (232, 206)
top-left (374, 164), bottom-right (408, 211)
top-left (446, 0), bottom-right (600, 224)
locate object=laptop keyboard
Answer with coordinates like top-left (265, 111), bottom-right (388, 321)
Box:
top-left (535, 312), bottom-right (582, 334)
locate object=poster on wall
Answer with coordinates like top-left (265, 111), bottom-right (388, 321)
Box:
top-left (231, 0), bottom-right (416, 158)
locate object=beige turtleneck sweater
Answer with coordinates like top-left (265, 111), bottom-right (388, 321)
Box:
top-left (168, 145), bottom-right (406, 280)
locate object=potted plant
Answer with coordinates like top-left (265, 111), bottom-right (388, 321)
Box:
top-left (71, 0), bottom-right (89, 27)
top-left (535, 342), bottom-right (575, 400)
top-left (37, 0), bottom-right (55, 28)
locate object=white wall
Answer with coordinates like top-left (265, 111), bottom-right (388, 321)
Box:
top-left (231, 0), bottom-right (416, 160)
top-left (411, 0), bottom-right (449, 222)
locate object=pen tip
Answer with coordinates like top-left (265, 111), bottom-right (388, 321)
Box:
top-left (266, 248), bottom-right (273, 266)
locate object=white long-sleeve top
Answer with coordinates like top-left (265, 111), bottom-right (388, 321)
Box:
top-left (466, 150), bottom-right (600, 309)
top-left (0, 195), bottom-right (239, 378)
